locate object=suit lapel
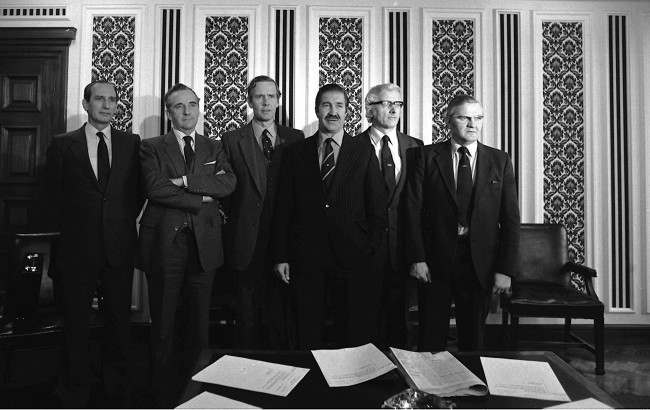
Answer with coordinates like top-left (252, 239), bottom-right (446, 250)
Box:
top-left (433, 140), bottom-right (457, 205)
top-left (105, 129), bottom-right (124, 193)
top-left (163, 131), bottom-right (186, 176)
top-left (70, 126), bottom-right (102, 191)
top-left (193, 133), bottom-right (211, 173)
top-left (238, 123), bottom-right (264, 196)
top-left (473, 142), bottom-right (493, 204)
top-left (303, 133), bottom-right (324, 196)
top-left (391, 132), bottom-right (410, 205)
top-left (329, 133), bottom-right (356, 192)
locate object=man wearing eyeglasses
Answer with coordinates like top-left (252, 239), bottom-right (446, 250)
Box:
top-left (356, 83), bottom-right (422, 348)
top-left (404, 94), bottom-right (520, 351)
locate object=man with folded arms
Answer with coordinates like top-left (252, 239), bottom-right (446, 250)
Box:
top-left (138, 83), bottom-right (236, 406)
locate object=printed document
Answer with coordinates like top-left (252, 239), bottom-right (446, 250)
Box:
top-left (176, 391), bottom-right (259, 409)
top-left (546, 397), bottom-right (612, 408)
top-left (480, 357), bottom-right (570, 402)
top-left (191, 355), bottom-right (309, 397)
top-left (390, 348), bottom-right (488, 397)
top-left (311, 343), bottom-right (396, 387)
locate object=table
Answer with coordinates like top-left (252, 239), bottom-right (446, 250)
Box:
top-left (180, 349), bottom-right (620, 408)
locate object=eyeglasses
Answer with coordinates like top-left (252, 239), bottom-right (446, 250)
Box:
top-left (451, 115), bottom-right (484, 124)
top-left (368, 100), bottom-right (405, 109)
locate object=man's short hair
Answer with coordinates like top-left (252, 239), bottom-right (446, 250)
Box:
top-left (364, 83), bottom-right (402, 122)
top-left (83, 80), bottom-right (118, 101)
top-left (164, 83), bottom-right (199, 109)
top-left (315, 83), bottom-right (349, 112)
top-left (445, 94), bottom-right (480, 119)
top-left (247, 75), bottom-right (281, 102)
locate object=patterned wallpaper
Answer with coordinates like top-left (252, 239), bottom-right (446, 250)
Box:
top-left (91, 15), bottom-right (135, 132)
top-left (318, 17), bottom-right (363, 136)
top-left (431, 19), bottom-right (475, 143)
top-left (542, 21), bottom-right (585, 270)
top-left (204, 16), bottom-right (249, 139)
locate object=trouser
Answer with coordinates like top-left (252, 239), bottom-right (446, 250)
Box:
top-left (146, 228), bottom-right (215, 407)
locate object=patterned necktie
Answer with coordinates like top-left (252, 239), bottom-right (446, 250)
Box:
top-left (262, 129), bottom-right (274, 161)
top-left (320, 138), bottom-right (335, 190)
top-left (456, 145), bottom-right (473, 227)
top-left (96, 131), bottom-right (110, 191)
top-left (183, 135), bottom-right (195, 171)
top-left (381, 135), bottom-right (396, 195)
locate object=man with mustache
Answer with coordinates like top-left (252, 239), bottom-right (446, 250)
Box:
top-left (357, 83), bottom-right (422, 348)
top-left (272, 83), bottom-right (387, 348)
top-left (404, 94), bottom-right (520, 351)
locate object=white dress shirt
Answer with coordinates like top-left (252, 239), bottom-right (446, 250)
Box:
top-left (318, 129), bottom-right (344, 166)
top-left (368, 126), bottom-right (402, 182)
top-left (451, 139), bottom-right (477, 235)
top-left (85, 122), bottom-right (112, 179)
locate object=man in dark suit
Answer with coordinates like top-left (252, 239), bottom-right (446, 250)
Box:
top-left (357, 83), bottom-right (422, 348)
top-left (222, 75), bottom-right (304, 348)
top-left (273, 83), bottom-right (387, 348)
top-left (138, 83), bottom-right (236, 406)
top-left (404, 94), bottom-right (520, 351)
top-left (43, 80), bottom-right (142, 407)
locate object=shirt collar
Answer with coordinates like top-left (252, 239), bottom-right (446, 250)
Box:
top-left (172, 128), bottom-right (196, 142)
top-left (252, 119), bottom-right (277, 140)
top-left (451, 139), bottom-right (478, 158)
top-left (85, 122), bottom-right (111, 142)
top-left (319, 129), bottom-right (344, 147)
top-left (369, 126), bottom-right (397, 146)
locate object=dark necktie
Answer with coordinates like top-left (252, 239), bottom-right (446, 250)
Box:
top-left (381, 135), bottom-right (396, 195)
top-left (262, 129), bottom-right (274, 161)
top-left (456, 146), bottom-right (473, 227)
top-left (96, 131), bottom-right (110, 191)
top-left (183, 135), bottom-right (195, 171)
top-left (320, 138), bottom-right (335, 190)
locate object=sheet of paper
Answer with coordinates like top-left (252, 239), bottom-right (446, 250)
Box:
top-left (311, 343), bottom-right (396, 387)
top-left (191, 355), bottom-right (309, 397)
top-left (480, 357), bottom-right (570, 402)
top-left (390, 348), bottom-right (487, 397)
top-left (546, 397), bottom-right (612, 408)
top-left (176, 391), bottom-right (259, 409)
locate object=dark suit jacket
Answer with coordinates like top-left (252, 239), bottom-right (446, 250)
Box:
top-left (357, 128), bottom-right (422, 270)
top-left (137, 131), bottom-right (236, 273)
top-left (221, 122), bottom-right (304, 270)
top-left (273, 132), bottom-right (387, 272)
top-left (43, 125), bottom-right (142, 277)
top-left (404, 140), bottom-right (520, 289)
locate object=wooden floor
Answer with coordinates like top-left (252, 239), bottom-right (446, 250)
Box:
top-left (1, 324), bottom-right (649, 408)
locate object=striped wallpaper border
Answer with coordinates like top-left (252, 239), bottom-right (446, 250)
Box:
top-left (497, 12), bottom-right (520, 184)
top-left (608, 14), bottom-right (631, 309)
top-left (273, 8), bottom-right (296, 127)
top-left (160, 8), bottom-right (181, 134)
top-left (388, 10), bottom-right (409, 134)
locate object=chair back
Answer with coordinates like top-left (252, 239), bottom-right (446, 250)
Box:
top-left (517, 224), bottom-right (570, 287)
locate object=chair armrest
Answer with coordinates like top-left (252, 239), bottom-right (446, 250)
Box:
top-left (562, 262), bottom-right (600, 300)
top-left (564, 262), bottom-right (597, 277)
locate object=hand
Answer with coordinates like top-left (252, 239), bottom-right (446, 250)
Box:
top-left (409, 262), bottom-right (431, 283)
top-left (169, 177), bottom-right (184, 187)
top-left (273, 263), bottom-right (290, 284)
top-left (201, 196), bottom-right (214, 203)
top-left (492, 272), bottom-right (512, 295)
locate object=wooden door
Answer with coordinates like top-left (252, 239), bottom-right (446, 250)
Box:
top-left (0, 28), bottom-right (75, 292)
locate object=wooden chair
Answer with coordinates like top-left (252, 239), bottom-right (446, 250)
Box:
top-left (501, 223), bottom-right (605, 375)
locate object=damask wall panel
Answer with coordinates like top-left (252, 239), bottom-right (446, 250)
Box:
top-left (497, 12), bottom-right (520, 183)
top-left (272, 9), bottom-right (296, 127)
top-left (431, 19), bottom-right (475, 143)
top-left (541, 21), bottom-right (585, 270)
top-left (204, 16), bottom-right (249, 139)
top-left (91, 15), bottom-right (135, 132)
top-left (319, 17), bottom-right (363, 136)
top-left (388, 10), bottom-right (409, 134)
top-left (608, 15), bottom-right (631, 309)
top-left (160, 8), bottom-right (181, 134)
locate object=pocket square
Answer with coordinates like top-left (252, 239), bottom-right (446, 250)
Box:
top-left (490, 180), bottom-right (500, 184)
top-left (202, 160), bottom-right (217, 165)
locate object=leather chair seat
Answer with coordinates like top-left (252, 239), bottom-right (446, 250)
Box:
top-left (510, 283), bottom-right (601, 307)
